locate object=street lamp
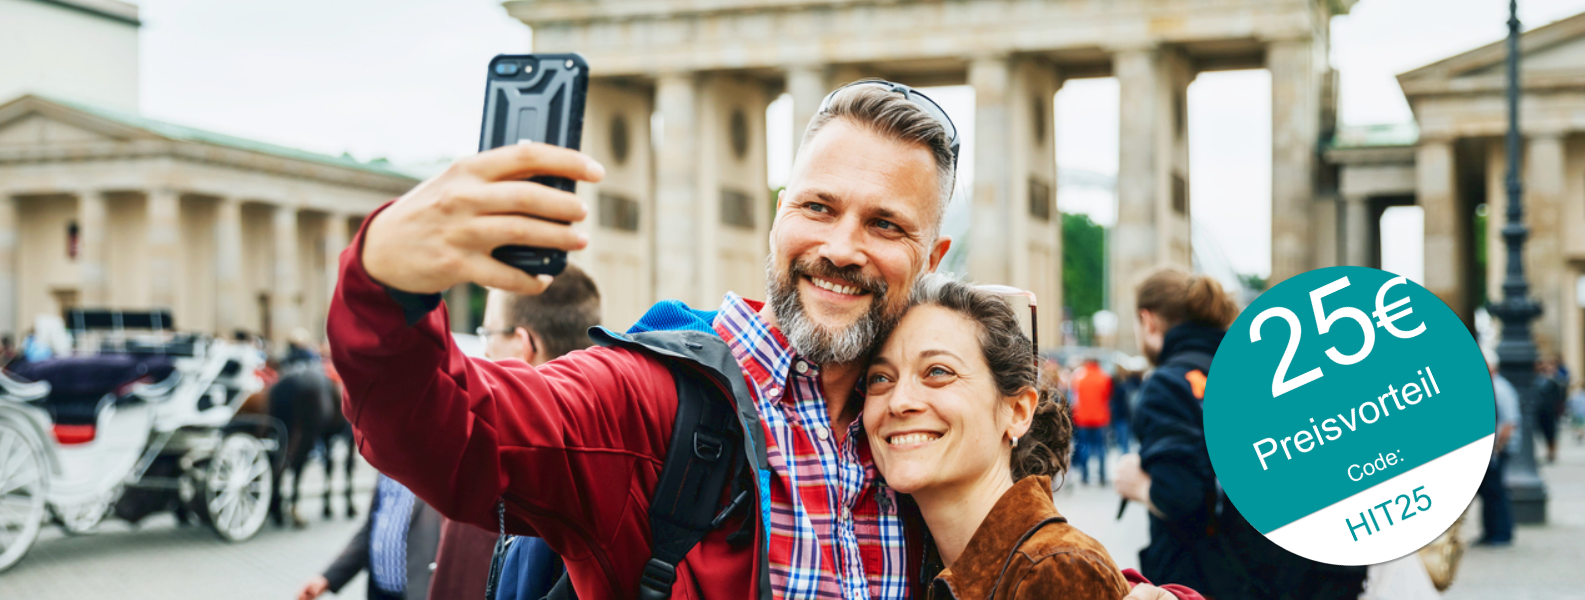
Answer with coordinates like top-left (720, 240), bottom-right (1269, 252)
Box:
top-left (1488, 0), bottom-right (1549, 524)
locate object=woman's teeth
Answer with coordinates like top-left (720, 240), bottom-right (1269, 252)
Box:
top-left (810, 277), bottom-right (863, 296)
top-left (889, 433), bottom-right (941, 447)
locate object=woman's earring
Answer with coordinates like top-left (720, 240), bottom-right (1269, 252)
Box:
top-left (1011, 437), bottom-right (1019, 448)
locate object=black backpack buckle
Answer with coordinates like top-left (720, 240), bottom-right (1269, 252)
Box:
top-left (693, 431), bottom-right (723, 461)
top-left (638, 558), bottom-right (678, 600)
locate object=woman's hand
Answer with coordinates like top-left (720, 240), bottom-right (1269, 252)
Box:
top-left (361, 142), bottom-right (603, 295)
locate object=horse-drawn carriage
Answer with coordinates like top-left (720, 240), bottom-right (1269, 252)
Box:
top-left (0, 309), bottom-right (279, 573)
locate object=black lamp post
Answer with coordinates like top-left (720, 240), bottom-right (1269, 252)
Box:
top-left (1488, 0), bottom-right (1549, 524)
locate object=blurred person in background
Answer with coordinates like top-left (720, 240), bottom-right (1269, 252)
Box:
top-left (283, 327), bottom-right (322, 370)
top-left (1113, 267), bottom-right (1365, 599)
top-left (1477, 348), bottom-right (1519, 547)
top-left (454, 264), bottom-right (600, 600)
top-left (1534, 358), bottom-right (1566, 464)
top-left (1569, 383), bottom-right (1585, 444)
top-left (1071, 357), bottom-right (1113, 485)
top-left (1109, 360), bottom-right (1143, 454)
top-left (297, 473), bottom-right (442, 600)
top-left (0, 334), bottom-right (17, 368)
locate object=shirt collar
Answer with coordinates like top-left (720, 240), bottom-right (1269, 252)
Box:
top-left (713, 292), bottom-right (797, 403)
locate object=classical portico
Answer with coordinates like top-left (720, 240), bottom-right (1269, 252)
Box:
top-left (506, 0), bottom-right (1354, 349)
top-left (0, 94), bottom-right (416, 346)
top-left (1328, 12), bottom-right (1585, 381)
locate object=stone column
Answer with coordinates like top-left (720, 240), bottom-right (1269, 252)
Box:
top-left (1269, 39), bottom-right (1321, 286)
top-left (271, 205), bottom-right (300, 347)
top-left (1525, 133), bottom-right (1567, 358)
top-left (146, 189), bottom-right (180, 310)
top-left (325, 213), bottom-right (349, 299)
top-left (1112, 48), bottom-right (1191, 351)
top-left (1343, 195), bottom-right (1372, 267)
top-left (214, 198), bottom-right (244, 336)
top-left (77, 190), bottom-right (108, 307)
top-left (654, 72), bottom-right (701, 305)
top-left (786, 64), bottom-right (827, 158)
top-left (970, 56), bottom-right (1014, 285)
top-left (0, 195), bottom-right (16, 335)
top-left (1418, 140), bottom-right (1466, 318)
top-left (447, 285), bottom-right (472, 334)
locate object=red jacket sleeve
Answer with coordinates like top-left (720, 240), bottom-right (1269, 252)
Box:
top-left (327, 203), bottom-right (678, 563)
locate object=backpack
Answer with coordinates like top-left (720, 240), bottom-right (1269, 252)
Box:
top-left (484, 356), bottom-right (759, 600)
top-left (1163, 350), bottom-right (1367, 600)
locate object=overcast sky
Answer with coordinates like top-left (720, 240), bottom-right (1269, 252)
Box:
top-left (138, 0), bottom-right (1585, 280)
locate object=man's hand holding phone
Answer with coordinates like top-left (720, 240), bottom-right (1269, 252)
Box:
top-left (360, 142), bottom-right (604, 296)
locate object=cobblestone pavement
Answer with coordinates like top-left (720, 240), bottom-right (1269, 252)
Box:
top-left (3, 448), bottom-right (379, 600)
top-left (3, 435), bottom-right (1580, 599)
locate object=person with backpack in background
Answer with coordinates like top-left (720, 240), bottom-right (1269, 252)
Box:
top-left (1113, 267), bottom-right (1366, 600)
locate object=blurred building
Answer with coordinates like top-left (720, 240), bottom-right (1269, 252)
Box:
top-left (1327, 11), bottom-right (1585, 380)
top-left (506, 0), bottom-right (1357, 345)
top-left (0, 0), bottom-right (417, 346)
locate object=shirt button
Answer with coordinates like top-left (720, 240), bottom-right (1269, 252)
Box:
top-left (795, 361), bottom-right (809, 374)
top-left (767, 387), bottom-right (780, 398)
top-left (841, 507), bottom-right (851, 521)
top-left (814, 426), bottom-right (830, 441)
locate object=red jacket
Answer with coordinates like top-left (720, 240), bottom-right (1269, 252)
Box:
top-left (328, 209), bottom-right (760, 600)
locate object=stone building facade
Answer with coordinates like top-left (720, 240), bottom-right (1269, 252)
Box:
top-left (506, 0), bottom-right (1357, 349)
top-left (1328, 11), bottom-right (1585, 380)
top-left (0, 95), bottom-right (416, 346)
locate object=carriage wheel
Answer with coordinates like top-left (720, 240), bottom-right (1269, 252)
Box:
top-left (200, 433), bottom-right (272, 542)
top-left (0, 423), bottom-right (47, 573)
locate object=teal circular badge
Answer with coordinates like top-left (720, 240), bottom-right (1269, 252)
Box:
top-left (1204, 266), bottom-right (1494, 566)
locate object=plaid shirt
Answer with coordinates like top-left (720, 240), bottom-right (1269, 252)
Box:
top-left (713, 293), bottom-right (908, 600)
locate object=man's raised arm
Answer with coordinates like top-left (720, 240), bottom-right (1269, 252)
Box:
top-left (326, 144), bottom-right (678, 543)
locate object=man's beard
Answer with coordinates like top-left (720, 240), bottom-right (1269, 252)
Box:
top-left (766, 254), bottom-right (901, 365)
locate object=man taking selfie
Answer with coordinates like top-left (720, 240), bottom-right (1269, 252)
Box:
top-left (329, 81), bottom-right (1180, 600)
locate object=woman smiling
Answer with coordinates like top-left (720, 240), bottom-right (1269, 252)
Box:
top-left (864, 275), bottom-right (1192, 599)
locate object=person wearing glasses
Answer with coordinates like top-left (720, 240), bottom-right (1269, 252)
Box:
top-left (862, 274), bottom-right (1200, 599)
top-left (327, 80), bottom-right (1175, 600)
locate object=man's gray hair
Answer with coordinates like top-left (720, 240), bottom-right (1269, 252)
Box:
top-left (800, 83), bottom-right (956, 237)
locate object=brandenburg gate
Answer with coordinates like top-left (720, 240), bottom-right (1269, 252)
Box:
top-left (506, 0), bottom-right (1356, 349)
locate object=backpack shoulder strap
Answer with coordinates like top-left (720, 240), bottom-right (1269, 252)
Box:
top-left (638, 362), bottom-right (751, 600)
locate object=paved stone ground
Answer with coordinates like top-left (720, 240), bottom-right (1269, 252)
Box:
top-left (3, 436), bottom-right (1580, 599)
top-left (2, 446), bottom-right (379, 600)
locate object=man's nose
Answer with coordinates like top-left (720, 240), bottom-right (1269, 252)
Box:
top-left (817, 216), bottom-right (868, 269)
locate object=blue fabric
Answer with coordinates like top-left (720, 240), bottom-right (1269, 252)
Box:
top-left (371, 475), bottom-right (416, 594)
top-left (624, 299), bottom-right (720, 335)
top-left (1132, 321), bottom-right (1226, 592)
top-left (494, 536), bottom-right (564, 600)
top-left (1074, 427), bottom-right (1108, 483)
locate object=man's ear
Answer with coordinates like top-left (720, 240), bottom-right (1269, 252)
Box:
top-left (776, 187), bottom-right (786, 210)
top-left (1007, 386), bottom-right (1038, 442)
top-left (926, 235), bottom-right (952, 272)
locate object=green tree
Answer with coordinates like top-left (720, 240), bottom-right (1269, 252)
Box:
top-left (1062, 213), bottom-right (1106, 319)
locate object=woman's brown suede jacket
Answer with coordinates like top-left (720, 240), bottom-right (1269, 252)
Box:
top-left (927, 476), bottom-right (1131, 600)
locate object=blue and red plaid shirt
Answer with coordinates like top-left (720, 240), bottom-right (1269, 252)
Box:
top-left (713, 293), bottom-right (909, 600)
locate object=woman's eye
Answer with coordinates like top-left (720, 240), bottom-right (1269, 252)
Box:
top-left (867, 373), bottom-right (892, 385)
top-left (926, 366), bottom-right (952, 378)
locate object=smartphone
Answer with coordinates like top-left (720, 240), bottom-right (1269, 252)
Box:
top-left (477, 53), bottom-right (590, 276)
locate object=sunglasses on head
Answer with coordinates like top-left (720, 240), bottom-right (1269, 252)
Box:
top-left (817, 79), bottom-right (961, 171)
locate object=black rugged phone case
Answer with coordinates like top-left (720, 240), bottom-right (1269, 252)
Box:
top-left (478, 53), bottom-right (590, 276)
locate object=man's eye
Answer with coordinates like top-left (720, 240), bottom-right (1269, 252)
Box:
top-left (874, 219), bottom-right (897, 231)
top-left (806, 202), bottom-right (829, 213)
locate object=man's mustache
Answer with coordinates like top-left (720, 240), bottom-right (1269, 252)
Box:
top-left (788, 258), bottom-right (887, 297)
